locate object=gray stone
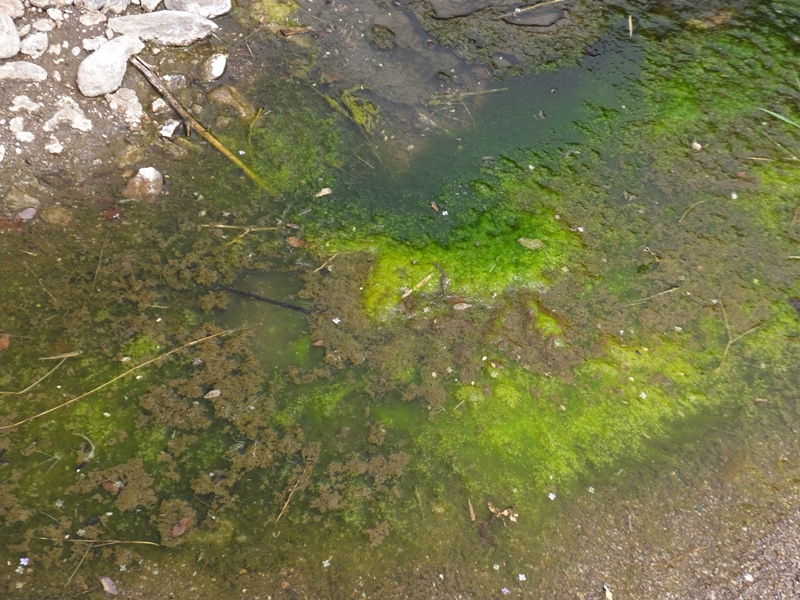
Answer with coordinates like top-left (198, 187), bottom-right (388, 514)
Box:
top-left (503, 8), bottom-right (564, 27)
top-left (20, 31), bottom-right (48, 59)
top-left (0, 0), bottom-right (24, 19)
top-left (0, 12), bottom-right (20, 59)
top-left (79, 11), bottom-right (107, 26)
top-left (108, 11), bottom-right (218, 46)
top-left (200, 53), bottom-right (226, 82)
top-left (121, 167), bottom-right (163, 201)
top-left (105, 87), bottom-right (144, 131)
top-left (0, 61), bottom-right (48, 82)
top-left (141, 0), bottom-right (161, 11)
top-left (9, 94), bottom-right (43, 112)
top-left (77, 35), bottom-right (143, 97)
top-left (164, 0), bottom-right (230, 19)
top-left (42, 96), bottom-right (93, 132)
top-left (29, 0), bottom-right (73, 8)
top-left (103, 0), bottom-right (129, 14)
top-left (32, 18), bottom-right (55, 32)
top-left (426, 0), bottom-right (500, 19)
top-left (75, 0), bottom-right (105, 9)
top-left (3, 188), bottom-right (40, 217)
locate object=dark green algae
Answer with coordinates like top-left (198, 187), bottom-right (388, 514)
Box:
top-left (1, 4), bottom-right (800, 598)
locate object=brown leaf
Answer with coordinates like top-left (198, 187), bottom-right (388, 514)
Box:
top-left (0, 333), bottom-right (9, 351)
top-left (286, 236), bottom-right (307, 248)
top-left (170, 516), bottom-right (191, 538)
top-left (430, 202), bottom-right (439, 213)
top-left (312, 340), bottom-right (325, 347)
top-left (101, 480), bottom-right (121, 494)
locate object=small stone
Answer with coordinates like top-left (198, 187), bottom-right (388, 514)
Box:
top-left (105, 87), bottom-right (144, 131)
top-left (9, 95), bottom-right (43, 113)
top-left (43, 96), bottom-right (93, 132)
top-left (744, 573), bottom-right (754, 583)
top-left (20, 31), bottom-right (49, 59)
top-left (45, 135), bottom-right (64, 154)
top-left (32, 18), bottom-right (55, 32)
top-left (77, 35), bottom-right (144, 97)
top-left (121, 166), bottom-right (163, 202)
top-left (200, 53), bottom-right (227, 82)
top-left (107, 11), bottom-right (218, 47)
top-left (0, 13), bottom-right (21, 59)
top-left (79, 11), bottom-right (107, 26)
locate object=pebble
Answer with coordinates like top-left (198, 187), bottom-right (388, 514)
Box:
top-left (76, 35), bottom-right (144, 97)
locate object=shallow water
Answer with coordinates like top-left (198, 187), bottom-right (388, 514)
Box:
top-left (1, 2), bottom-right (799, 598)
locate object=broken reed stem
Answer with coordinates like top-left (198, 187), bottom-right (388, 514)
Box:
top-left (0, 330), bottom-right (234, 430)
top-left (678, 199), bottom-right (712, 222)
top-left (624, 286), bottom-right (679, 307)
top-left (715, 300), bottom-right (762, 371)
top-left (496, 0), bottom-right (564, 20)
top-left (276, 466), bottom-right (309, 523)
top-left (0, 357), bottom-right (69, 396)
top-left (24, 261), bottom-right (57, 304)
top-left (34, 536), bottom-right (160, 547)
top-left (200, 224), bottom-right (280, 231)
top-left (313, 253), bottom-right (338, 273)
top-left (92, 229), bottom-right (110, 291)
top-left (401, 273), bottom-right (434, 300)
top-left (130, 56), bottom-right (270, 192)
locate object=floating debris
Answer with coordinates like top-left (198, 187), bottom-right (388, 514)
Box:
top-left (314, 187), bottom-right (332, 197)
top-left (517, 237), bottom-right (545, 250)
top-left (204, 389), bottom-right (221, 399)
top-left (287, 236), bottom-right (307, 248)
top-left (453, 303), bottom-right (472, 311)
top-left (170, 516), bottom-right (191, 538)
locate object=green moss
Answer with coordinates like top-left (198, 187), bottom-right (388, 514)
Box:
top-left (122, 334), bottom-right (163, 363)
top-left (271, 381), bottom-right (352, 427)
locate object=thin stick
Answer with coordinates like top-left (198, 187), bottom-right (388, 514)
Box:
top-left (401, 273), bottom-right (434, 300)
top-left (64, 547), bottom-right (91, 591)
top-left (34, 536), bottom-right (160, 547)
top-left (716, 300), bottom-right (762, 371)
top-left (313, 254), bottom-right (338, 273)
top-left (200, 224), bottom-right (280, 231)
top-left (624, 286), bottom-right (679, 307)
top-left (24, 262), bottom-right (57, 304)
top-left (0, 357), bottom-right (69, 396)
top-left (130, 56), bottom-right (270, 192)
top-left (0, 330), bottom-right (233, 430)
top-left (468, 498), bottom-right (476, 522)
top-left (39, 351), bottom-right (81, 360)
top-left (496, 0), bottom-right (564, 20)
top-left (92, 229), bottom-right (110, 291)
top-left (628, 15), bottom-right (633, 37)
top-left (678, 199), bottom-right (712, 223)
top-left (276, 466), bottom-right (309, 523)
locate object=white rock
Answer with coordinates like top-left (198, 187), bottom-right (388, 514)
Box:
top-left (105, 87), bottom-right (144, 131)
top-left (200, 53), bottom-right (226, 82)
top-left (20, 31), bottom-right (48, 59)
top-left (29, 0), bottom-right (73, 8)
top-left (108, 11), bottom-right (217, 47)
top-left (0, 13), bottom-right (21, 59)
top-left (45, 135), bottom-right (64, 154)
top-left (121, 166), bottom-right (163, 201)
top-left (103, 0), bottom-right (128, 14)
top-left (140, 0), bottom-right (161, 11)
top-left (47, 8), bottom-right (64, 20)
top-left (79, 11), bottom-right (107, 26)
top-left (76, 0), bottom-right (106, 10)
top-left (15, 131), bottom-right (35, 143)
top-left (164, 0), bottom-right (230, 19)
top-left (159, 119), bottom-right (180, 137)
top-left (77, 34), bottom-right (143, 97)
top-left (82, 35), bottom-right (107, 52)
top-left (0, 0), bottom-right (25, 19)
top-left (0, 61), bottom-right (48, 82)
top-left (32, 18), bottom-right (56, 32)
top-left (43, 96), bottom-right (93, 132)
top-left (9, 95), bottom-right (43, 112)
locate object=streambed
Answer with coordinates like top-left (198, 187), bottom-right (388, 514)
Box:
top-left (1, 1), bottom-right (798, 598)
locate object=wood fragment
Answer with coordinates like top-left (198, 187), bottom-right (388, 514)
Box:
top-left (628, 14), bottom-right (633, 37)
top-left (220, 286), bottom-right (312, 315)
top-left (280, 26), bottom-right (313, 36)
top-left (468, 498), bottom-right (476, 522)
top-left (313, 254), bottom-right (338, 273)
top-left (401, 273), bottom-right (434, 299)
top-left (276, 466), bottom-right (309, 523)
top-left (0, 357), bottom-right (70, 396)
top-left (130, 56), bottom-right (270, 192)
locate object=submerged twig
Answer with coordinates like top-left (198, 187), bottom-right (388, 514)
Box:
top-left (678, 199), bottom-right (713, 223)
top-left (0, 330), bottom-right (234, 430)
top-left (624, 286), bottom-right (679, 307)
top-left (496, 0), bottom-right (564, 20)
top-left (313, 254), bottom-right (338, 273)
top-left (219, 286), bottom-right (312, 315)
top-left (24, 261), bottom-right (57, 304)
top-left (34, 536), bottom-right (160, 547)
top-left (0, 357), bottom-right (70, 396)
top-left (276, 466), bottom-right (309, 523)
top-left (715, 300), bottom-right (763, 371)
top-left (130, 56), bottom-right (270, 191)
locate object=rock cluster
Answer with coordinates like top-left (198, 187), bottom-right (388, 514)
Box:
top-left (0, 0), bottom-right (232, 211)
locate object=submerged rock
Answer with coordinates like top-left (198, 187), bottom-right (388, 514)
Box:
top-left (426, 0), bottom-right (500, 19)
top-left (121, 166), bottom-right (163, 202)
top-left (42, 96), bottom-right (93, 132)
top-left (107, 10), bottom-right (218, 46)
top-left (503, 8), bottom-right (565, 27)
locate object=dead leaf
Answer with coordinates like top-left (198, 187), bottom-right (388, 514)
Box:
top-left (314, 187), bottom-right (332, 197)
top-left (453, 303), bottom-right (472, 311)
top-left (0, 333), bottom-right (9, 351)
top-left (312, 340), bottom-right (325, 347)
top-left (101, 480), bottom-right (121, 494)
top-left (99, 576), bottom-right (118, 596)
top-left (285, 223), bottom-right (300, 229)
top-left (431, 202), bottom-right (439, 213)
top-left (287, 236), bottom-right (307, 248)
top-left (170, 516), bottom-right (191, 538)
top-left (204, 389), bottom-right (221, 399)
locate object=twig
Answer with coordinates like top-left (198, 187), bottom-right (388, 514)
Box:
top-left (0, 357), bottom-right (69, 396)
top-left (276, 466), bottom-right (309, 523)
top-left (624, 286), bottom-right (679, 307)
top-left (401, 273), bottom-right (434, 300)
top-left (34, 536), bottom-right (160, 547)
top-left (24, 261), bottom-right (57, 304)
top-left (678, 199), bottom-right (713, 223)
top-left (64, 547), bottom-right (91, 591)
top-left (200, 224), bottom-right (279, 231)
top-left (715, 300), bottom-right (762, 371)
top-left (496, 0), bottom-right (564, 20)
top-left (313, 254), bottom-right (338, 273)
top-left (220, 286), bottom-right (312, 315)
top-left (130, 56), bottom-right (270, 192)
top-left (92, 229), bottom-right (110, 291)
top-left (39, 350), bottom-right (81, 360)
top-left (0, 330), bottom-right (234, 430)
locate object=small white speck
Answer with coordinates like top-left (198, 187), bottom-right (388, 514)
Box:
top-left (744, 573), bottom-right (754, 583)
top-left (588, 486), bottom-right (595, 494)
top-left (104, 412), bottom-right (111, 417)
top-left (577, 226), bottom-right (584, 232)
top-left (639, 392), bottom-right (647, 399)
top-left (548, 492), bottom-right (556, 500)
top-left (239, 150), bottom-right (245, 155)
top-left (322, 559), bottom-right (331, 568)
top-left (332, 317), bottom-right (341, 324)
top-left (442, 210), bottom-right (449, 216)
top-left (519, 574), bottom-right (527, 582)
top-left (439, 573), bottom-right (444, 581)
top-left (674, 326), bottom-right (683, 332)
top-left (493, 564), bottom-right (500, 571)
top-left (55, 500), bottom-right (64, 508)
top-left (528, 165), bottom-right (534, 170)
top-left (731, 192), bottom-right (738, 199)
